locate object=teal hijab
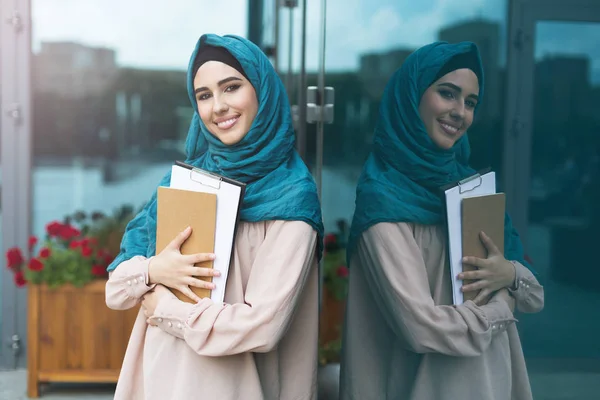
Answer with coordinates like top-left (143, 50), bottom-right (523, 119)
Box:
top-left (108, 34), bottom-right (323, 271)
top-left (347, 41), bottom-right (531, 270)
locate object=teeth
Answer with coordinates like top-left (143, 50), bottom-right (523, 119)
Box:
top-left (216, 117), bottom-right (238, 129)
top-left (441, 123), bottom-right (458, 133)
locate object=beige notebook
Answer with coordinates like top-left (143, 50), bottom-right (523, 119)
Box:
top-left (156, 186), bottom-right (217, 303)
top-left (461, 193), bottom-right (505, 301)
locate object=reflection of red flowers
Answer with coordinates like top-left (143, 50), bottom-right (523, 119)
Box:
top-left (81, 247), bottom-right (93, 258)
top-left (324, 234), bottom-right (337, 246)
top-left (336, 265), bottom-right (349, 278)
top-left (14, 271), bottom-right (26, 287)
top-left (28, 258), bottom-right (44, 271)
top-left (524, 254), bottom-right (533, 265)
top-left (28, 236), bottom-right (38, 252)
top-left (6, 247), bottom-right (24, 269)
top-left (39, 247), bottom-right (51, 258)
top-left (91, 265), bottom-right (106, 277)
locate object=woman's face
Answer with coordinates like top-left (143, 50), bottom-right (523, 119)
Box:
top-left (418, 68), bottom-right (480, 150)
top-left (193, 61), bottom-right (258, 146)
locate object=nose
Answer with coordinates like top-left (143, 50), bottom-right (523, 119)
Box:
top-left (449, 102), bottom-right (465, 121)
top-left (212, 95), bottom-right (228, 114)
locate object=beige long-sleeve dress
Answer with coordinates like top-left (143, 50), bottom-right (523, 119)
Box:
top-left (340, 222), bottom-right (544, 400)
top-left (105, 220), bottom-right (319, 400)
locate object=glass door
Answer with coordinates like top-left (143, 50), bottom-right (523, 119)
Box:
top-left (505, 0), bottom-right (600, 397)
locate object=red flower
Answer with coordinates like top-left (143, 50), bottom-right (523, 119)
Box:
top-left (59, 225), bottom-right (81, 241)
top-left (46, 221), bottom-right (64, 237)
top-left (95, 249), bottom-right (113, 266)
top-left (28, 236), bottom-right (38, 252)
top-left (6, 247), bottom-right (24, 269)
top-left (91, 265), bottom-right (107, 277)
top-left (14, 271), bottom-right (26, 287)
top-left (39, 247), bottom-right (51, 258)
top-left (83, 237), bottom-right (97, 247)
top-left (336, 265), bottom-right (349, 278)
top-left (28, 258), bottom-right (44, 271)
top-left (324, 234), bottom-right (337, 246)
top-left (70, 240), bottom-right (81, 249)
top-left (103, 254), bottom-right (114, 266)
top-left (81, 246), bottom-right (93, 258)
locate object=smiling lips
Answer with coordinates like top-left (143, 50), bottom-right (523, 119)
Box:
top-left (438, 120), bottom-right (461, 136)
top-left (214, 115), bottom-right (240, 130)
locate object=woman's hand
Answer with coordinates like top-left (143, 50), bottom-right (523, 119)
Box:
top-left (142, 285), bottom-right (172, 326)
top-left (457, 231), bottom-right (516, 306)
top-left (148, 226), bottom-right (220, 302)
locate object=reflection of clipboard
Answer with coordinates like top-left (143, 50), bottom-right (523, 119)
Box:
top-left (156, 187), bottom-right (217, 303)
top-left (442, 169), bottom-right (504, 305)
top-left (168, 161), bottom-right (246, 304)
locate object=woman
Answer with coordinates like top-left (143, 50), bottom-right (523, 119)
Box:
top-left (105, 34), bottom-right (323, 400)
top-left (339, 42), bottom-right (544, 399)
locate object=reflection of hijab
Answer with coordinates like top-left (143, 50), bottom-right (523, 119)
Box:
top-left (348, 41), bottom-right (532, 271)
top-left (108, 34), bottom-right (323, 271)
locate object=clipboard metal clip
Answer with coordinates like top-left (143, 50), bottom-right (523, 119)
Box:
top-left (458, 173), bottom-right (482, 194)
top-left (189, 167), bottom-right (222, 189)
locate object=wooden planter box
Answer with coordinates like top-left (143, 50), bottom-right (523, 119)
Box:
top-left (27, 280), bottom-right (139, 398)
top-left (319, 287), bottom-right (346, 346)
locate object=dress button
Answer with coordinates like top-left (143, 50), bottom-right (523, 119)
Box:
top-left (492, 325), bottom-right (497, 330)
top-left (177, 323), bottom-right (182, 329)
top-left (168, 322), bottom-right (173, 328)
top-left (158, 318), bottom-right (163, 323)
top-left (127, 280), bottom-right (132, 286)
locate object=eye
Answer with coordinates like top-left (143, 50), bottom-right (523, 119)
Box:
top-left (439, 89), bottom-right (454, 99)
top-left (224, 84), bottom-right (241, 93)
top-left (197, 92), bottom-right (211, 101)
top-left (465, 100), bottom-right (477, 109)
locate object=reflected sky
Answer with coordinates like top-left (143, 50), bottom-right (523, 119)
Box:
top-left (31, 0), bottom-right (600, 81)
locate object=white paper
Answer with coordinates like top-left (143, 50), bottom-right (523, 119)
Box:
top-left (444, 171), bottom-right (496, 305)
top-left (169, 165), bottom-right (243, 304)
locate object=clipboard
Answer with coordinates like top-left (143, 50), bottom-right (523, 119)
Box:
top-left (442, 169), bottom-right (504, 305)
top-left (168, 161), bottom-right (246, 304)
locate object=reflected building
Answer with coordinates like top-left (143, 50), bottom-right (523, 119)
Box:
top-left (439, 19), bottom-right (501, 120)
top-left (34, 42), bottom-right (118, 98)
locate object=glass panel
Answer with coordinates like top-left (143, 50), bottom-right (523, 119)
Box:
top-left (30, 1), bottom-right (248, 258)
top-left (521, 20), bottom-right (600, 398)
top-left (299, 1), bottom-right (510, 234)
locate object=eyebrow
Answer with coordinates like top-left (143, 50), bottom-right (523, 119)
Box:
top-left (194, 76), bottom-right (242, 94)
top-left (437, 82), bottom-right (479, 101)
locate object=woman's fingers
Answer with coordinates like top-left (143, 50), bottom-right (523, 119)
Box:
top-left (188, 266), bottom-right (220, 278)
top-left (183, 252), bottom-right (216, 265)
top-left (461, 279), bottom-right (487, 293)
top-left (457, 269), bottom-right (487, 281)
top-left (479, 231), bottom-right (501, 256)
top-left (462, 256), bottom-right (490, 269)
top-left (473, 289), bottom-right (493, 305)
top-left (178, 286), bottom-right (202, 303)
top-left (186, 277), bottom-right (216, 290)
top-left (167, 226), bottom-right (193, 251)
